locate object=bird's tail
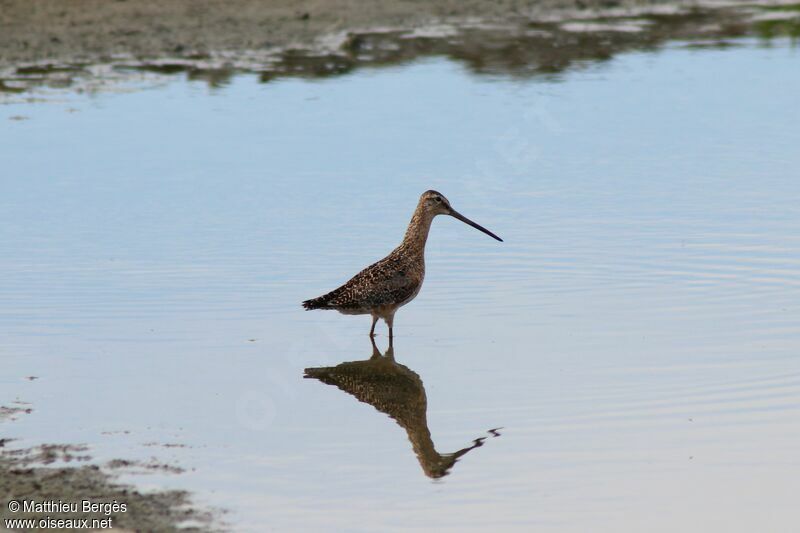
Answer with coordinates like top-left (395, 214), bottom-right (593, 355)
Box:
top-left (302, 295), bottom-right (332, 310)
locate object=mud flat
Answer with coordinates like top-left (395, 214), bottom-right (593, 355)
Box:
top-left (2, 1), bottom-right (799, 97)
top-left (0, 0), bottom-right (740, 65)
top-left (0, 405), bottom-right (217, 532)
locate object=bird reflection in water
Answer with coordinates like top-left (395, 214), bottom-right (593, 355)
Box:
top-left (304, 339), bottom-right (500, 478)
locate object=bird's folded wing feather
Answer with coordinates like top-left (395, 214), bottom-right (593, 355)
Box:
top-left (332, 257), bottom-right (418, 309)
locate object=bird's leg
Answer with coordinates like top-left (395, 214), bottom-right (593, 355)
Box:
top-left (369, 335), bottom-right (381, 359)
top-left (384, 344), bottom-right (395, 360)
top-left (369, 315), bottom-right (378, 338)
top-left (385, 313), bottom-right (395, 346)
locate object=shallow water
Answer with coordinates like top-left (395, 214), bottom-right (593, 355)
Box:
top-left (2, 36), bottom-right (800, 532)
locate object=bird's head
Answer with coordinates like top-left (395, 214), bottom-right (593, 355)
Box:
top-left (420, 189), bottom-right (453, 216)
top-left (419, 190), bottom-right (503, 242)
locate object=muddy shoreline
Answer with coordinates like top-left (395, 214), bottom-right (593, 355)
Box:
top-left (2, 1), bottom-right (798, 99)
top-left (0, 0), bottom-right (727, 65)
top-left (1, 404), bottom-right (217, 532)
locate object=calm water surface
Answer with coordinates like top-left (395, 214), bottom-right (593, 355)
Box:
top-left (2, 37), bottom-right (800, 532)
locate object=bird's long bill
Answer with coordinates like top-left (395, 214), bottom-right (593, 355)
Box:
top-left (449, 209), bottom-right (503, 242)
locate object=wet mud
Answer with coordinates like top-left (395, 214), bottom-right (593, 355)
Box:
top-left (1, 1), bottom-right (798, 98)
top-left (0, 404), bottom-right (218, 532)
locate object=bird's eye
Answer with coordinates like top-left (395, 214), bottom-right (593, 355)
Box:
top-left (434, 197), bottom-right (442, 203)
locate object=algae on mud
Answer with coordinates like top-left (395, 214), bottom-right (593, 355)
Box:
top-left (0, 405), bottom-right (217, 532)
top-left (2, 2), bottom-right (798, 98)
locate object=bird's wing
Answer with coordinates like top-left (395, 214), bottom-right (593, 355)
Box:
top-left (328, 256), bottom-right (419, 310)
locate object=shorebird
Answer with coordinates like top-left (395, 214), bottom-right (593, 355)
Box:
top-left (302, 190), bottom-right (502, 339)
